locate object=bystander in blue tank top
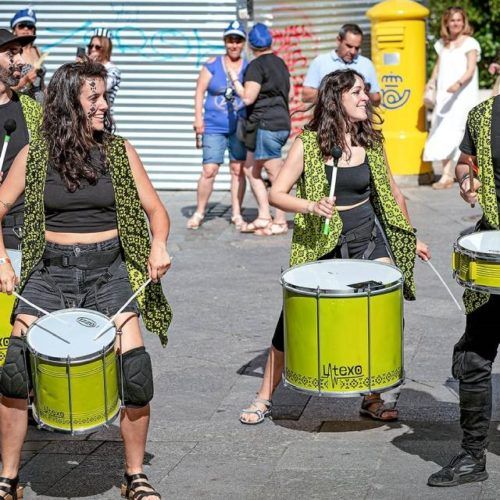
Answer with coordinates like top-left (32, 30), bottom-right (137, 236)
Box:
top-left (203, 56), bottom-right (247, 134)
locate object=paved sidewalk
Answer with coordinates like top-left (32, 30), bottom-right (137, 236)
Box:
top-left (15, 183), bottom-right (500, 499)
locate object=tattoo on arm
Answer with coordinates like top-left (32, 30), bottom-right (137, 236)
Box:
top-left (0, 200), bottom-right (13, 210)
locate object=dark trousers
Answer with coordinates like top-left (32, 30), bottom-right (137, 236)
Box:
top-left (452, 295), bottom-right (500, 454)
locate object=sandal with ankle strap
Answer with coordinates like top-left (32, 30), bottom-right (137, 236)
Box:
top-left (240, 217), bottom-right (272, 234)
top-left (359, 397), bottom-right (398, 422)
top-left (121, 472), bottom-right (161, 499)
top-left (186, 211), bottom-right (204, 230)
top-left (0, 476), bottom-right (23, 500)
top-left (239, 398), bottom-right (272, 425)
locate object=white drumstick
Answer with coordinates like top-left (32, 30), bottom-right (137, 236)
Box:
top-left (423, 259), bottom-right (463, 313)
top-left (322, 166), bottom-right (338, 235)
top-left (12, 291), bottom-right (67, 324)
top-left (93, 278), bottom-right (152, 341)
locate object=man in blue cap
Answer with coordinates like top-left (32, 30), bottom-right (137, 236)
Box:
top-left (0, 29), bottom-right (42, 250)
top-left (303, 24), bottom-right (381, 106)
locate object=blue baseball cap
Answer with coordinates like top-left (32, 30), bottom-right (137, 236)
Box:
top-left (11, 8), bottom-right (37, 29)
top-left (223, 20), bottom-right (246, 40)
top-left (248, 23), bottom-right (272, 49)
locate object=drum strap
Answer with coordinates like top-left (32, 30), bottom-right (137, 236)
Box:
top-left (337, 217), bottom-right (378, 259)
top-left (42, 248), bottom-right (120, 270)
top-left (2, 213), bottom-right (24, 228)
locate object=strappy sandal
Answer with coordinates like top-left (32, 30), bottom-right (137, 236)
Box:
top-left (186, 211), bottom-right (204, 230)
top-left (0, 476), bottom-right (23, 500)
top-left (121, 472), bottom-right (161, 499)
top-left (230, 214), bottom-right (245, 230)
top-left (269, 222), bottom-right (288, 235)
top-left (239, 398), bottom-right (272, 425)
top-left (359, 396), bottom-right (398, 422)
top-left (240, 217), bottom-right (272, 234)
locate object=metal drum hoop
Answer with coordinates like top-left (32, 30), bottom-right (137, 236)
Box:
top-left (455, 236), bottom-right (500, 264)
top-left (280, 259), bottom-right (404, 298)
top-left (26, 308), bottom-right (116, 364)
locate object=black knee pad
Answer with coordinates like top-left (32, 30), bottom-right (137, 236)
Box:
top-left (119, 346), bottom-right (154, 408)
top-left (452, 349), bottom-right (492, 385)
top-left (0, 337), bottom-right (30, 399)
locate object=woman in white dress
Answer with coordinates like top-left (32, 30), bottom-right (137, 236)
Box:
top-left (423, 7), bottom-right (480, 190)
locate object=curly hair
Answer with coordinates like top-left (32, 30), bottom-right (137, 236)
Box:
top-left (42, 60), bottom-right (114, 192)
top-left (305, 69), bottom-right (383, 160)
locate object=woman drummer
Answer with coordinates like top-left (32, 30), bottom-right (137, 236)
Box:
top-left (0, 60), bottom-right (171, 499)
top-left (240, 69), bottom-right (430, 425)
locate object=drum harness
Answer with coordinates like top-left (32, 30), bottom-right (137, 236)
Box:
top-left (336, 215), bottom-right (392, 260)
top-left (2, 213), bottom-right (24, 244)
top-left (35, 247), bottom-right (122, 310)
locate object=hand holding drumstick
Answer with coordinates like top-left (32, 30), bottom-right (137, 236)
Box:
top-left (458, 155), bottom-right (480, 207)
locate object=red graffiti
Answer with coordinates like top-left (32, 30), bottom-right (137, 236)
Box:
top-left (271, 24), bottom-right (319, 137)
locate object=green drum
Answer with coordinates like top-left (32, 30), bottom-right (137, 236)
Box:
top-left (0, 250), bottom-right (22, 369)
top-left (281, 259), bottom-right (404, 396)
top-left (27, 309), bottom-right (120, 434)
top-left (452, 231), bottom-right (500, 294)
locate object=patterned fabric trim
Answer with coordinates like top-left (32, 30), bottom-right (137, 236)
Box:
top-left (18, 93), bottom-right (42, 142)
top-left (290, 130), bottom-right (416, 300)
top-left (462, 97), bottom-right (498, 314)
top-left (18, 135), bottom-right (172, 346)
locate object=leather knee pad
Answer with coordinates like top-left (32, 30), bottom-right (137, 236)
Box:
top-left (0, 337), bottom-right (30, 399)
top-left (119, 346), bottom-right (154, 408)
top-left (452, 349), bottom-right (492, 386)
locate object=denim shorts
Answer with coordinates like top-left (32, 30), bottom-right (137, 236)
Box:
top-left (202, 131), bottom-right (247, 164)
top-left (254, 129), bottom-right (290, 160)
top-left (15, 237), bottom-right (139, 318)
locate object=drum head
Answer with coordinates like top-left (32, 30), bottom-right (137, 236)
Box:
top-left (281, 259), bottom-right (403, 296)
top-left (27, 309), bottom-right (116, 361)
top-left (6, 249), bottom-right (21, 276)
top-left (458, 231), bottom-right (500, 256)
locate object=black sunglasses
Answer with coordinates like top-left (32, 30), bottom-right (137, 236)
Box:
top-left (87, 43), bottom-right (102, 51)
top-left (16, 22), bottom-right (35, 30)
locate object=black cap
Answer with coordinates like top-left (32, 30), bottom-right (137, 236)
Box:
top-left (0, 29), bottom-right (35, 52)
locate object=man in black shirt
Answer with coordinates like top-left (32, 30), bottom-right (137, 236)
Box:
top-left (428, 95), bottom-right (500, 487)
top-left (0, 29), bottom-right (42, 249)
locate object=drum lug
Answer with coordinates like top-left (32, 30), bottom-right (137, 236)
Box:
top-left (469, 261), bottom-right (477, 283)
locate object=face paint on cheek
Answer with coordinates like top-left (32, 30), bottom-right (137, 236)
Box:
top-left (87, 105), bottom-right (97, 118)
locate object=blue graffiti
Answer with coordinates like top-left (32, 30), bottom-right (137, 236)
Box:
top-left (381, 73), bottom-right (411, 110)
top-left (41, 22), bottom-right (221, 67)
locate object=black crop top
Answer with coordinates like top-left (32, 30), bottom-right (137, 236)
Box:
top-left (44, 160), bottom-right (117, 233)
top-left (325, 158), bottom-right (371, 205)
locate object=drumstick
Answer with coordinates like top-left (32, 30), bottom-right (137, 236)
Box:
top-left (468, 163), bottom-right (475, 208)
top-left (322, 146), bottom-right (342, 236)
top-left (93, 278), bottom-right (152, 341)
top-left (12, 291), bottom-right (67, 324)
top-left (422, 259), bottom-right (463, 313)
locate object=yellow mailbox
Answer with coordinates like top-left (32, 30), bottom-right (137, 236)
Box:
top-left (367, 0), bottom-right (432, 180)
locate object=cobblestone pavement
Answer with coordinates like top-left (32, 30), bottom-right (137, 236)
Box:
top-left (13, 184), bottom-right (500, 499)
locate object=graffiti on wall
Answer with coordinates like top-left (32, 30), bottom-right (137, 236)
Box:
top-left (271, 23), bottom-right (319, 136)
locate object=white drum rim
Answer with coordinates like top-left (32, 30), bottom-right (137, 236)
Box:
top-left (26, 308), bottom-right (116, 363)
top-left (455, 231), bottom-right (500, 263)
top-left (280, 259), bottom-right (404, 297)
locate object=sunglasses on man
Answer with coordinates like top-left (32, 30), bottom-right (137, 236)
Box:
top-left (16, 22), bottom-right (35, 30)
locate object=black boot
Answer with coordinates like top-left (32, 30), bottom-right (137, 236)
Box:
top-left (427, 450), bottom-right (487, 487)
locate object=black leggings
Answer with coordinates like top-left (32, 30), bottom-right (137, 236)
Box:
top-left (272, 203), bottom-right (390, 352)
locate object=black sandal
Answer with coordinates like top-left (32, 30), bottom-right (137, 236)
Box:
top-left (121, 473), bottom-right (161, 499)
top-left (0, 476), bottom-right (23, 500)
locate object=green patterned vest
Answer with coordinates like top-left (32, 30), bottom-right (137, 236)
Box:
top-left (291, 130), bottom-right (417, 300)
top-left (462, 97), bottom-right (499, 314)
top-left (18, 93), bottom-right (42, 141)
top-left (18, 135), bottom-right (172, 346)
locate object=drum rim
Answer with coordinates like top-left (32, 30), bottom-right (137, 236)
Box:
top-left (280, 259), bottom-right (404, 297)
top-left (26, 308), bottom-right (116, 363)
top-left (31, 400), bottom-right (121, 435)
top-left (454, 275), bottom-right (500, 295)
top-left (455, 231), bottom-right (500, 263)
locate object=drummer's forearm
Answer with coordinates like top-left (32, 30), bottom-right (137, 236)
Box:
top-left (270, 191), bottom-right (311, 214)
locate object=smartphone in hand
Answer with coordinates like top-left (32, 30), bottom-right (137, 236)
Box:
top-left (76, 47), bottom-right (86, 59)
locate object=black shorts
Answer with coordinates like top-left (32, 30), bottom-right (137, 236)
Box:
top-left (15, 237), bottom-right (139, 318)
